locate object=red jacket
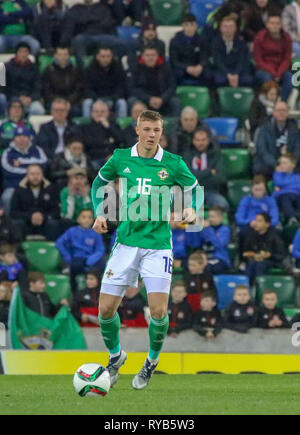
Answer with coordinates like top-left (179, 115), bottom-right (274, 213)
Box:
top-left (253, 28), bottom-right (292, 78)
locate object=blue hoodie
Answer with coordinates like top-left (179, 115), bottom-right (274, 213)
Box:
top-left (56, 226), bottom-right (105, 267)
top-left (272, 171), bottom-right (300, 198)
top-left (172, 228), bottom-right (188, 260)
top-left (292, 229), bottom-right (300, 260)
top-left (235, 194), bottom-right (279, 227)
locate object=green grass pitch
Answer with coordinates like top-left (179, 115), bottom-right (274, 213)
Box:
top-left (0, 374), bottom-right (300, 415)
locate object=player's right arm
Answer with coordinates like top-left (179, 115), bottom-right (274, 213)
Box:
top-left (92, 152), bottom-right (118, 234)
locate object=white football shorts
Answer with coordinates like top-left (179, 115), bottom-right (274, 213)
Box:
top-left (101, 243), bottom-right (173, 297)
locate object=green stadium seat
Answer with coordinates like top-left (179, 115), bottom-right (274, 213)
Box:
top-left (45, 274), bottom-right (71, 304)
top-left (284, 307), bottom-right (300, 321)
top-left (116, 117), bottom-right (132, 129)
top-left (255, 275), bottom-right (296, 308)
top-left (163, 117), bottom-right (178, 136)
top-left (148, 0), bottom-right (184, 25)
top-left (221, 149), bottom-right (251, 180)
top-left (283, 223), bottom-right (300, 248)
top-left (227, 179), bottom-right (252, 210)
top-left (217, 87), bottom-right (254, 121)
top-left (22, 241), bottom-right (61, 274)
top-left (83, 56), bottom-right (93, 68)
top-left (72, 116), bottom-right (91, 125)
top-left (75, 274), bottom-right (86, 292)
top-left (176, 86), bottom-right (211, 118)
top-left (38, 55), bottom-right (76, 73)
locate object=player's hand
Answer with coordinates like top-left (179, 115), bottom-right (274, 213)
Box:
top-left (181, 208), bottom-right (196, 224)
top-left (93, 216), bottom-right (108, 234)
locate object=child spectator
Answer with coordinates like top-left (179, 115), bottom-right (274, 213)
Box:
top-left (223, 284), bottom-right (257, 333)
top-left (272, 153), bottom-right (300, 224)
top-left (56, 209), bottom-right (106, 291)
top-left (184, 251), bottom-right (217, 313)
top-left (170, 214), bottom-right (188, 268)
top-left (291, 228), bottom-right (300, 268)
top-left (118, 285), bottom-right (147, 328)
top-left (0, 281), bottom-right (12, 328)
top-left (243, 213), bottom-right (285, 285)
top-left (20, 271), bottom-right (68, 318)
top-left (192, 291), bottom-right (222, 339)
top-left (168, 281), bottom-right (192, 337)
top-left (72, 269), bottom-right (101, 327)
top-left (0, 244), bottom-right (23, 283)
top-left (257, 289), bottom-right (290, 328)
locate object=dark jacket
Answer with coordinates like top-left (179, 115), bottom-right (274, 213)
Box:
top-left (257, 305), bottom-right (290, 328)
top-left (0, 215), bottom-right (23, 245)
top-left (33, 0), bottom-right (67, 49)
top-left (5, 57), bottom-right (41, 101)
top-left (123, 122), bottom-right (138, 148)
top-left (42, 61), bottom-right (83, 106)
top-left (118, 294), bottom-right (145, 322)
top-left (0, 0), bottom-right (32, 33)
top-left (35, 120), bottom-right (76, 159)
top-left (169, 119), bottom-right (206, 155)
top-left (243, 227), bottom-right (285, 266)
top-left (249, 96), bottom-right (272, 139)
top-left (211, 34), bottom-right (252, 75)
top-left (192, 307), bottom-right (222, 337)
top-left (49, 151), bottom-right (95, 187)
top-left (0, 300), bottom-right (9, 328)
top-left (184, 269), bottom-right (217, 313)
top-left (183, 141), bottom-right (226, 192)
top-left (242, 3), bottom-right (276, 42)
top-left (84, 58), bottom-right (126, 101)
top-left (72, 286), bottom-right (99, 323)
top-left (10, 178), bottom-right (60, 223)
top-left (168, 299), bottom-right (192, 334)
top-left (127, 35), bottom-right (166, 70)
top-left (20, 289), bottom-right (59, 318)
top-left (223, 300), bottom-right (258, 333)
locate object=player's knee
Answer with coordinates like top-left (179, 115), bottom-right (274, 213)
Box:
top-left (99, 302), bottom-right (116, 319)
top-left (150, 306), bottom-right (167, 319)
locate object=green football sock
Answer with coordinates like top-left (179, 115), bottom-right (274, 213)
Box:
top-left (99, 312), bottom-right (121, 356)
top-left (148, 314), bottom-right (169, 361)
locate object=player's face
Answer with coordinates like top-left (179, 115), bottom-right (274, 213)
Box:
top-left (27, 166), bottom-right (43, 186)
top-left (201, 297), bottom-right (215, 311)
top-left (171, 286), bottom-right (186, 303)
top-left (263, 293), bottom-right (277, 309)
top-left (136, 120), bottom-right (163, 151)
top-left (234, 289), bottom-right (250, 305)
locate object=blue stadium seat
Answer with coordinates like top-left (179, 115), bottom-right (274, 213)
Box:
top-left (203, 117), bottom-right (240, 145)
top-left (188, 0), bottom-right (224, 27)
top-left (116, 26), bottom-right (141, 41)
top-left (213, 275), bottom-right (250, 310)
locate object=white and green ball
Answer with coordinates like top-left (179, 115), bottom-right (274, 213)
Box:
top-left (73, 363), bottom-right (111, 397)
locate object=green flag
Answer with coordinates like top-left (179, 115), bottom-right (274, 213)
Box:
top-left (8, 288), bottom-right (87, 350)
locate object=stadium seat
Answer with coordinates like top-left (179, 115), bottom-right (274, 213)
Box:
top-left (72, 116), bottom-right (91, 125)
top-left (203, 117), bottom-right (240, 145)
top-left (221, 149), bottom-right (251, 180)
top-left (163, 117), bottom-right (178, 135)
top-left (176, 86), bottom-right (211, 118)
top-left (38, 55), bottom-right (76, 73)
top-left (283, 223), bottom-right (300, 248)
top-left (148, 0), bottom-right (185, 25)
top-left (217, 87), bottom-right (254, 121)
top-left (255, 275), bottom-right (296, 308)
top-left (117, 26), bottom-right (141, 41)
top-left (45, 274), bottom-right (71, 304)
top-left (213, 275), bottom-right (250, 310)
top-left (157, 25), bottom-right (182, 56)
top-left (28, 115), bottom-right (53, 133)
top-left (22, 241), bottom-right (61, 274)
top-left (227, 179), bottom-right (252, 210)
top-left (116, 116), bottom-right (132, 129)
top-left (188, 0), bottom-right (223, 27)
top-left (284, 307), bottom-right (300, 321)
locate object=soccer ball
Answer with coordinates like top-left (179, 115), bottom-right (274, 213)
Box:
top-left (73, 363), bottom-right (111, 397)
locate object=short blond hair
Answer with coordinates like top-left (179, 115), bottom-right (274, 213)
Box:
top-left (137, 110), bottom-right (163, 127)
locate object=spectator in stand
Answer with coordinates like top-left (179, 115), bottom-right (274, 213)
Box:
top-left (192, 291), bottom-right (222, 339)
top-left (282, 0), bottom-right (300, 58)
top-left (253, 13), bottom-right (293, 101)
top-left (128, 17), bottom-right (165, 70)
top-left (1, 126), bottom-right (48, 214)
top-left (60, 0), bottom-right (127, 66)
top-left (249, 80), bottom-right (280, 140)
top-left (253, 101), bottom-right (300, 177)
top-left (272, 153), bottom-right (300, 224)
top-left (112, 0), bottom-right (146, 26)
top-left (0, 244), bottom-right (24, 283)
top-left (168, 281), bottom-right (192, 337)
top-left (243, 213), bottom-right (285, 285)
top-left (78, 100), bottom-right (124, 169)
top-left (242, 0), bottom-right (278, 50)
top-left (211, 14), bottom-right (254, 87)
top-left (123, 101), bottom-right (146, 148)
top-left (170, 217), bottom-right (189, 268)
top-left (0, 0), bottom-right (40, 55)
top-left (184, 250), bottom-right (217, 313)
top-left (118, 285), bottom-right (147, 328)
top-left (292, 228), bottom-right (300, 268)
top-left (82, 46), bottom-right (127, 119)
top-left (10, 164), bottom-right (60, 241)
top-left (72, 269), bottom-right (101, 327)
top-left (49, 137), bottom-right (95, 189)
top-left (0, 281), bottom-right (12, 328)
top-left (257, 289), bottom-right (290, 328)
top-left (127, 46), bottom-right (181, 117)
top-left (42, 46), bottom-right (83, 116)
top-left (33, 0), bottom-right (67, 51)
top-left (60, 168), bottom-right (93, 223)
top-left (169, 13), bottom-right (210, 86)
top-left (35, 98), bottom-right (75, 160)
top-left (20, 271), bottom-right (69, 318)
top-left (0, 98), bottom-right (35, 153)
top-left (4, 42), bottom-right (45, 116)
top-left (0, 199), bottom-right (23, 246)
top-left (223, 285), bottom-right (257, 333)
top-left (183, 127), bottom-right (228, 210)
top-left (169, 106), bottom-right (205, 155)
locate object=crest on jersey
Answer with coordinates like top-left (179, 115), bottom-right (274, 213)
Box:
top-left (158, 168), bottom-right (169, 181)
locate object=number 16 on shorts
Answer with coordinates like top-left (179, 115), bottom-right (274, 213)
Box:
top-left (163, 256), bottom-right (173, 274)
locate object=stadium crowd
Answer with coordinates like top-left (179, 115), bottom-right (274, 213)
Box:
top-left (1, 0), bottom-right (300, 340)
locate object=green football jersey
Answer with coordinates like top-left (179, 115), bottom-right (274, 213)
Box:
top-left (92, 144), bottom-right (203, 250)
